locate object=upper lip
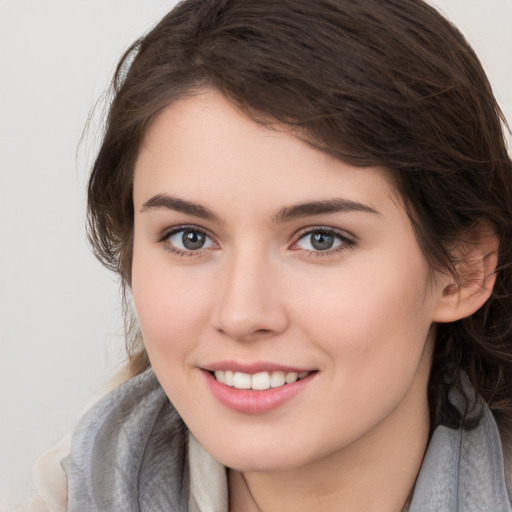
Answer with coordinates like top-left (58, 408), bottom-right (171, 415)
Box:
top-left (202, 360), bottom-right (314, 374)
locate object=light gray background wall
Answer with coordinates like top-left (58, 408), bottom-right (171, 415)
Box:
top-left (1, 0), bottom-right (511, 508)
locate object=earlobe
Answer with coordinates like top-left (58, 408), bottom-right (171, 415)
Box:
top-left (433, 223), bottom-right (499, 323)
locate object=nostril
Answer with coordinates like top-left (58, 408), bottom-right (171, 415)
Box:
top-left (253, 328), bottom-right (274, 337)
top-left (217, 326), bottom-right (275, 342)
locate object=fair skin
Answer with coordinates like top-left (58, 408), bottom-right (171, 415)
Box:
top-left (130, 90), bottom-right (492, 511)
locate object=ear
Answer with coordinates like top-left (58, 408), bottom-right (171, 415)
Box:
top-left (433, 222), bottom-right (499, 323)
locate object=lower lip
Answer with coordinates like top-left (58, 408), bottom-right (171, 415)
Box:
top-left (203, 370), bottom-right (316, 414)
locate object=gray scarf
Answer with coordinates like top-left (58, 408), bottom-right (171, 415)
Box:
top-left (63, 369), bottom-right (188, 511)
top-left (63, 368), bottom-right (511, 511)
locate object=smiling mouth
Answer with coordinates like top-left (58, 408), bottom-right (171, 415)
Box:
top-left (211, 370), bottom-right (312, 391)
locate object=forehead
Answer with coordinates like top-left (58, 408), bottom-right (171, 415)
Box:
top-left (133, 90), bottom-right (396, 214)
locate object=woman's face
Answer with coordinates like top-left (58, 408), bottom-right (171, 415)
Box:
top-left (131, 90), bottom-right (447, 472)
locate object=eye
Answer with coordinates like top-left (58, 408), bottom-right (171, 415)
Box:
top-left (163, 227), bottom-right (217, 254)
top-left (292, 228), bottom-right (355, 253)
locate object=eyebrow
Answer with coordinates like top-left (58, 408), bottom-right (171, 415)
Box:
top-left (271, 198), bottom-right (380, 223)
top-left (140, 194), bottom-right (379, 223)
top-left (140, 194), bottom-right (221, 222)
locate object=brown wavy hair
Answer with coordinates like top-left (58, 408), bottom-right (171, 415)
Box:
top-left (87, 0), bottom-right (512, 433)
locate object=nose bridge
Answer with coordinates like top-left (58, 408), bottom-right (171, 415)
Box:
top-left (213, 244), bottom-right (287, 340)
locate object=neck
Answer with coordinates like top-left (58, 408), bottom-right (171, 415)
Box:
top-left (229, 373), bottom-right (430, 512)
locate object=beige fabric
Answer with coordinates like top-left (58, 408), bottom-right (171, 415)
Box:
top-left (19, 366), bottom-right (132, 512)
top-left (188, 433), bottom-right (228, 512)
top-left (23, 437), bottom-right (70, 512)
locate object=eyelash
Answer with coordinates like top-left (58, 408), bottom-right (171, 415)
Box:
top-left (158, 225), bottom-right (356, 258)
top-left (158, 225), bottom-right (217, 258)
top-left (291, 227), bottom-right (356, 257)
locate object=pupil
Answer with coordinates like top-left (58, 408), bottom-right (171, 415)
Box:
top-left (182, 231), bottom-right (205, 250)
top-left (311, 232), bottom-right (334, 250)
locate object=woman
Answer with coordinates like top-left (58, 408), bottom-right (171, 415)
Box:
top-left (28, 0), bottom-right (512, 510)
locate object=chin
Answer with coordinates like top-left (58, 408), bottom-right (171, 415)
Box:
top-left (217, 451), bottom-right (305, 473)
top-left (194, 428), bottom-right (326, 473)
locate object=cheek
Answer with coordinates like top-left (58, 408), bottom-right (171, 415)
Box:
top-left (131, 250), bottom-right (212, 361)
top-left (298, 249), bottom-right (434, 374)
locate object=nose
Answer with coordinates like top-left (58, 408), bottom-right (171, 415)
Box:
top-left (212, 250), bottom-right (289, 342)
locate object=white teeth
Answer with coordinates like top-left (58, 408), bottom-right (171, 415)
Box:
top-left (270, 371), bottom-right (285, 388)
top-left (285, 372), bottom-right (298, 384)
top-left (251, 372), bottom-right (271, 390)
top-left (213, 369), bottom-right (310, 390)
top-left (233, 372), bottom-right (252, 389)
top-left (224, 370), bottom-right (234, 386)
